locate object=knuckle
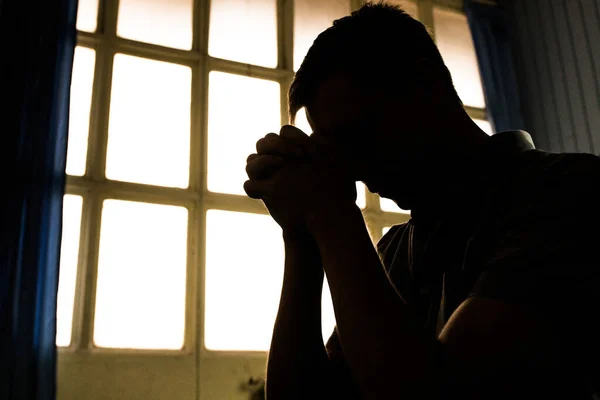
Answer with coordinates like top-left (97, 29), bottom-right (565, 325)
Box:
top-left (246, 153), bottom-right (258, 163)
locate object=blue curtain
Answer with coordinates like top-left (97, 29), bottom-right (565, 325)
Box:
top-left (464, 0), bottom-right (525, 133)
top-left (0, 0), bottom-right (78, 398)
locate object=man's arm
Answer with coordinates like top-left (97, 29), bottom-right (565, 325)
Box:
top-left (266, 232), bottom-right (360, 399)
top-left (308, 205), bottom-right (439, 398)
top-left (307, 204), bottom-right (567, 399)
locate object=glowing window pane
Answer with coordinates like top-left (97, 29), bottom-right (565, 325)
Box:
top-left (474, 119), bottom-right (493, 135)
top-left (66, 47), bottom-right (95, 176)
top-left (207, 72), bottom-right (280, 195)
top-left (209, 0), bottom-right (277, 67)
top-left (380, 197), bottom-right (409, 213)
top-left (204, 210), bottom-right (337, 350)
top-left (433, 7), bottom-right (485, 108)
top-left (294, 0), bottom-right (350, 71)
top-left (321, 276), bottom-right (336, 342)
top-left (106, 55), bottom-right (191, 188)
top-left (76, 0), bottom-right (99, 32)
top-left (117, 0), bottom-right (193, 50)
top-left (356, 182), bottom-right (366, 209)
top-left (56, 195), bottom-right (83, 346)
top-left (380, 0), bottom-right (418, 19)
top-left (94, 200), bottom-right (188, 349)
top-left (293, 107), bottom-right (311, 135)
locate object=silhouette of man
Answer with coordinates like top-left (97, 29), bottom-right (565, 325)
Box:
top-left (244, 3), bottom-right (600, 399)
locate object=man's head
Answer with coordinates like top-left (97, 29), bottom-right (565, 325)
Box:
top-left (289, 2), bottom-right (488, 210)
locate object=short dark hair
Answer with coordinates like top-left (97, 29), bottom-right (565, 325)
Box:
top-left (288, 1), bottom-right (461, 124)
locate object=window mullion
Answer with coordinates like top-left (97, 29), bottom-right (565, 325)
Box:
top-left (418, 0), bottom-right (436, 39)
top-left (75, 190), bottom-right (104, 350)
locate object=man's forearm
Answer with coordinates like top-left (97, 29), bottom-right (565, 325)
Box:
top-left (308, 205), bottom-right (439, 399)
top-left (266, 232), bottom-right (330, 398)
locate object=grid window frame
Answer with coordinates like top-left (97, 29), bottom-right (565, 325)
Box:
top-left (61, 0), bottom-right (488, 355)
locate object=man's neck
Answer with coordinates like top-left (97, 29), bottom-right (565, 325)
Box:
top-left (407, 118), bottom-right (492, 222)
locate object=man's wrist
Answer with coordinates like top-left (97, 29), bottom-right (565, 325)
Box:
top-left (305, 200), bottom-right (362, 236)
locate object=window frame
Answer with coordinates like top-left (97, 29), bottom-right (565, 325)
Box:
top-left (62, 0), bottom-right (488, 355)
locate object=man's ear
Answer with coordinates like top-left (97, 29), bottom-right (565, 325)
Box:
top-left (413, 58), bottom-right (452, 104)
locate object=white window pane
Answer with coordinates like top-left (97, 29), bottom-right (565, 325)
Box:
top-left (356, 182), bottom-right (366, 209)
top-left (66, 47), bottom-right (95, 176)
top-left (382, 226), bottom-right (391, 236)
top-left (474, 119), bottom-right (493, 135)
top-left (433, 7), bottom-right (485, 108)
top-left (106, 55), bottom-right (191, 188)
top-left (293, 107), bottom-right (312, 135)
top-left (321, 276), bottom-right (336, 342)
top-left (76, 0), bottom-right (99, 32)
top-left (207, 72), bottom-right (280, 195)
top-left (294, 0), bottom-right (350, 71)
top-left (56, 195), bottom-right (83, 347)
top-left (380, 196), bottom-right (409, 213)
top-left (117, 0), bottom-right (193, 50)
top-left (209, 0), bottom-right (277, 67)
top-left (204, 210), bottom-right (284, 351)
top-left (380, 0), bottom-right (418, 19)
top-left (204, 211), bottom-right (338, 350)
top-left (94, 200), bottom-right (188, 349)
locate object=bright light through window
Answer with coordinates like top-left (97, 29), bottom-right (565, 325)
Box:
top-left (117, 0), bottom-right (193, 50)
top-left (380, 197), bottom-right (409, 213)
top-left (383, 226), bottom-right (391, 236)
top-left (66, 47), bottom-right (95, 177)
top-left (209, 0), bottom-right (278, 67)
top-left (381, 0), bottom-right (418, 19)
top-left (294, 0), bottom-right (350, 71)
top-left (76, 0), bottom-right (99, 32)
top-left (204, 210), bottom-right (283, 351)
top-left (474, 119), bottom-right (493, 135)
top-left (106, 54), bottom-right (191, 188)
top-left (204, 210), bottom-right (336, 350)
top-left (56, 195), bottom-right (83, 347)
top-left (322, 276), bottom-right (336, 342)
top-left (434, 7), bottom-right (486, 109)
top-left (293, 107), bottom-right (311, 135)
top-left (207, 71), bottom-right (281, 195)
top-left (93, 200), bottom-right (188, 350)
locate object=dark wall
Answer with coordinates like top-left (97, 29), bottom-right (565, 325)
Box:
top-left (504, 0), bottom-right (600, 154)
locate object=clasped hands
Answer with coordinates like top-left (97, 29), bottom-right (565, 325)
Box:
top-left (244, 125), bottom-right (358, 233)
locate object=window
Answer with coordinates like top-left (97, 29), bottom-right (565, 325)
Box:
top-left (58, 0), bottom-right (489, 398)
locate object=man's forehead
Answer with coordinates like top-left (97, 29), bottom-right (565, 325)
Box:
top-left (305, 74), bottom-right (368, 134)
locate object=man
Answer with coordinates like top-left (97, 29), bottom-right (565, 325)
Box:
top-left (244, 3), bottom-right (600, 399)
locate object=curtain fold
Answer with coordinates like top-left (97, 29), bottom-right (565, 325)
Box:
top-left (464, 0), bottom-right (525, 133)
top-left (0, 0), bottom-right (78, 399)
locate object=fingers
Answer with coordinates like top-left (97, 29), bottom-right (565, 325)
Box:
top-left (279, 125), bottom-right (310, 144)
top-left (256, 126), bottom-right (311, 156)
top-left (243, 179), bottom-right (271, 200)
top-left (256, 132), bottom-right (303, 156)
top-left (245, 153), bottom-right (285, 180)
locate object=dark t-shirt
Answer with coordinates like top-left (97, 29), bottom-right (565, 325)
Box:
top-left (375, 131), bottom-right (600, 397)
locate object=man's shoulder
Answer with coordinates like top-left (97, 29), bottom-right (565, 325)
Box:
top-left (376, 222), bottom-right (412, 271)
top-left (490, 150), bottom-right (600, 220)
top-left (474, 150), bottom-right (600, 267)
top-left (520, 149), bottom-right (600, 179)
top-left (377, 222), bottom-right (410, 253)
